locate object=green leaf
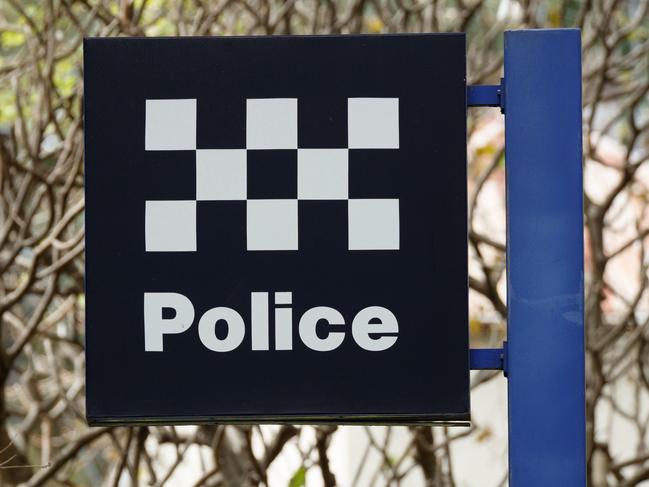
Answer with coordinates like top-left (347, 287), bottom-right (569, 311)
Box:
top-left (53, 57), bottom-right (78, 98)
top-left (288, 466), bottom-right (306, 487)
top-left (1, 31), bottom-right (25, 48)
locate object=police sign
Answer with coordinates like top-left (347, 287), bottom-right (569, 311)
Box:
top-left (84, 34), bottom-right (469, 424)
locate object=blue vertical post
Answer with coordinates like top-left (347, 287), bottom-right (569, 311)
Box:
top-left (504, 29), bottom-right (585, 486)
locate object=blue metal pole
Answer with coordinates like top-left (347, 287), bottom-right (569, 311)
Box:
top-left (504, 29), bottom-right (586, 486)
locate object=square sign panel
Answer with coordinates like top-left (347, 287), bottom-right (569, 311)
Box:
top-left (84, 34), bottom-right (469, 425)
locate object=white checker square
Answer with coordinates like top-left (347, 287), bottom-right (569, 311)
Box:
top-left (247, 200), bottom-right (298, 251)
top-left (196, 149), bottom-right (247, 201)
top-left (246, 99), bottom-right (297, 149)
top-left (298, 149), bottom-right (348, 200)
top-left (145, 200), bottom-right (196, 252)
top-left (145, 99), bottom-right (196, 151)
top-left (348, 199), bottom-right (400, 250)
top-left (348, 98), bottom-right (399, 149)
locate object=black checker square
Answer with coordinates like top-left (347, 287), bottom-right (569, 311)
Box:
top-left (196, 201), bottom-right (247, 254)
top-left (140, 150), bottom-right (196, 201)
top-left (197, 96), bottom-right (246, 149)
top-left (298, 96), bottom-right (348, 148)
top-left (298, 200), bottom-right (348, 252)
top-left (348, 148), bottom-right (402, 199)
top-left (84, 34), bottom-right (469, 426)
top-left (247, 149), bottom-right (297, 199)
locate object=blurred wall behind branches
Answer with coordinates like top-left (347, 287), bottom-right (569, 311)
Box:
top-left (0, 0), bottom-right (647, 486)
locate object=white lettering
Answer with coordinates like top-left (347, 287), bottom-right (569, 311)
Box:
top-left (251, 292), bottom-right (269, 350)
top-left (142, 292), bottom-right (399, 352)
top-left (299, 306), bottom-right (345, 352)
top-left (198, 307), bottom-right (246, 352)
top-left (352, 306), bottom-right (399, 351)
top-left (144, 292), bottom-right (195, 352)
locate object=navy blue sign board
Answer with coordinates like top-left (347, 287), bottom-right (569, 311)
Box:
top-left (84, 34), bottom-right (469, 425)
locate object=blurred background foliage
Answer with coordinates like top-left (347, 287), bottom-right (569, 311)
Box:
top-left (0, 0), bottom-right (647, 486)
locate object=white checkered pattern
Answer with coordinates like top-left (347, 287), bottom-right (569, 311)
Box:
top-left (144, 98), bottom-right (400, 251)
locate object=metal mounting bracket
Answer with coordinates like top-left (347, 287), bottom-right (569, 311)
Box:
top-left (467, 78), bottom-right (505, 113)
top-left (469, 342), bottom-right (508, 376)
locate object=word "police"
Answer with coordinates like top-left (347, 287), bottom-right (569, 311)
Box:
top-left (144, 292), bottom-right (399, 352)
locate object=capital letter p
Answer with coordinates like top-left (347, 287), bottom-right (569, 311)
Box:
top-left (144, 293), bottom-right (195, 351)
